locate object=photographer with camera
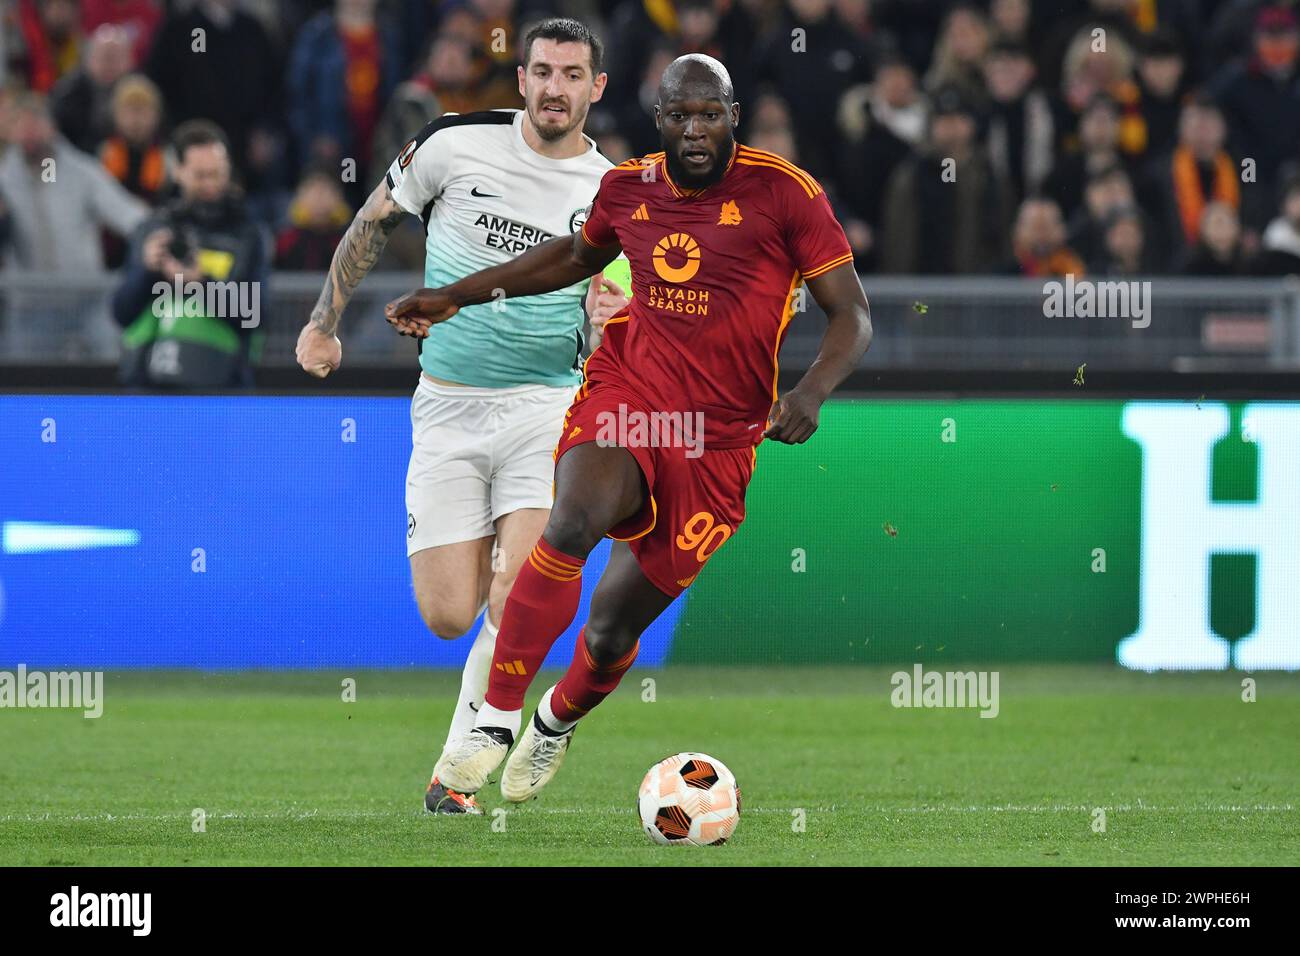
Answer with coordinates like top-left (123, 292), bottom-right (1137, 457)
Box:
top-left (112, 119), bottom-right (269, 388)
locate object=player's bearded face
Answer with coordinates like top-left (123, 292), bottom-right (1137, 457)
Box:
top-left (661, 102), bottom-right (736, 189)
top-left (526, 78), bottom-right (590, 142)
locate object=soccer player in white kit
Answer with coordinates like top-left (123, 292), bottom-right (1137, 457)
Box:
top-left (295, 18), bottom-right (626, 813)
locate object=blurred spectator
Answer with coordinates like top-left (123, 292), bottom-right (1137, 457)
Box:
top-left (923, 4), bottom-right (989, 106)
top-left (0, 91), bottom-right (147, 272)
top-left (988, 0), bottom-right (1031, 45)
top-left (470, 0), bottom-right (523, 81)
top-left (1039, 0), bottom-right (1141, 95)
top-left (864, 53), bottom-right (927, 146)
top-left (1208, 0), bottom-right (1283, 72)
top-left (112, 120), bottom-right (268, 388)
top-left (1135, 29), bottom-right (1188, 160)
top-left (419, 32), bottom-right (511, 117)
top-left (3, 0), bottom-right (1300, 286)
top-left (146, 0), bottom-right (282, 191)
top-left (582, 110), bottom-right (633, 165)
top-left (287, 0), bottom-right (401, 195)
top-left (1058, 25), bottom-right (1145, 158)
top-left (1210, 5), bottom-right (1300, 230)
top-left (657, 0), bottom-right (759, 112)
top-left (1097, 205), bottom-right (1152, 275)
top-left (98, 74), bottom-right (166, 202)
top-left (1005, 196), bottom-right (1086, 277)
top-left (872, 0), bottom-right (944, 75)
top-left (1180, 200), bottom-right (1250, 274)
top-left (748, 95), bottom-right (868, 264)
top-left (616, 41), bottom-right (677, 156)
top-left (748, 120), bottom-right (797, 161)
top-left (82, 0), bottom-right (162, 65)
top-left (836, 56), bottom-right (916, 256)
top-left (1145, 94), bottom-right (1240, 265)
top-left (982, 40), bottom-right (1054, 205)
top-left (1256, 170), bottom-right (1300, 274)
top-left (368, 49), bottom-right (444, 274)
top-left (49, 22), bottom-right (133, 153)
top-left (755, 0), bottom-right (874, 179)
top-left (369, 77), bottom-right (441, 199)
top-left (98, 74), bottom-right (167, 267)
top-left (12, 0), bottom-right (83, 92)
top-left (675, 0), bottom-right (728, 63)
top-left (1068, 164), bottom-right (1140, 268)
top-left (1045, 93), bottom-right (1130, 221)
top-left (880, 86), bottom-right (1012, 273)
top-left (448, 3), bottom-right (527, 109)
top-left (603, 0), bottom-right (760, 120)
top-left (274, 169), bottom-right (350, 271)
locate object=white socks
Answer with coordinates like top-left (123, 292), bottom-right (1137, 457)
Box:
top-left (537, 685), bottom-right (577, 734)
top-left (442, 611), bottom-right (498, 753)
top-left (474, 700), bottom-right (522, 740)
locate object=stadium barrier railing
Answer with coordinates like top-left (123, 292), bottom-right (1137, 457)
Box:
top-left (2, 272), bottom-right (1299, 371)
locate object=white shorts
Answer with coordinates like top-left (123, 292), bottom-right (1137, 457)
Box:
top-left (405, 375), bottom-right (576, 556)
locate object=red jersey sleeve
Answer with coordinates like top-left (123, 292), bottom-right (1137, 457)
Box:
top-left (579, 170), bottom-right (622, 249)
top-left (783, 180), bottom-right (855, 280)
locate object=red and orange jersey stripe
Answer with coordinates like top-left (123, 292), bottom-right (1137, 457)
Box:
top-left (579, 632), bottom-right (640, 673)
top-left (769, 271), bottom-right (802, 403)
top-left (578, 221), bottom-right (604, 248)
top-left (735, 145), bottom-right (821, 198)
top-left (527, 544), bottom-right (582, 582)
top-left (613, 151), bottom-right (664, 173)
top-left (802, 251), bottom-right (854, 280)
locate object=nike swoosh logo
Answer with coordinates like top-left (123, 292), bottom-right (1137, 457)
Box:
top-left (470, 187), bottom-right (501, 198)
top-left (468, 702), bottom-right (479, 712)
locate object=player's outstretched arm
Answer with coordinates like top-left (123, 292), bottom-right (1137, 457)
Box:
top-left (763, 263), bottom-right (873, 444)
top-left (385, 232), bottom-right (621, 337)
top-left (295, 179), bottom-right (406, 377)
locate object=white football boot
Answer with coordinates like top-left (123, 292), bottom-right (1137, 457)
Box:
top-left (500, 707), bottom-right (575, 803)
top-left (433, 727), bottom-right (511, 795)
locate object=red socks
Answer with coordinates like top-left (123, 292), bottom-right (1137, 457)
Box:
top-left (549, 628), bottom-right (640, 722)
top-left (483, 538), bottom-right (585, 711)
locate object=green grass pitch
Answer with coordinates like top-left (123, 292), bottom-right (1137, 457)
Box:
top-left (1, 666), bottom-right (1296, 866)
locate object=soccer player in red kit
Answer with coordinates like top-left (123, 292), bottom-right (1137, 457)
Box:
top-left (385, 54), bottom-right (872, 802)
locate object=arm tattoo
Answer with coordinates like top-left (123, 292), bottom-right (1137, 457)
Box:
top-left (309, 184), bottom-right (405, 335)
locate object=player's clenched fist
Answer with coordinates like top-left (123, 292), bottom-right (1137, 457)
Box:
top-left (584, 275), bottom-right (629, 352)
top-left (763, 387), bottom-right (821, 444)
top-left (385, 288), bottom-right (460, 338)
top-left (296, 322), bottom-right (342, 378)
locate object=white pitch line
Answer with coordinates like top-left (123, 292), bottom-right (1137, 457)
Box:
top-left (0, 804), bottom-right (1293, 824)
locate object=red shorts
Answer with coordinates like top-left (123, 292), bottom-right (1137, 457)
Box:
top-left (553, 381), bottom-right (757, 597)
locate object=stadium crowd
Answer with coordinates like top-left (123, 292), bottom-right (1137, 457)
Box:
top-left (2, 0), bottom-right (1300, 286)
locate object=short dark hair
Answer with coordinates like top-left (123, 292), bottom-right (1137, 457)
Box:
top-left (1140, 27), bottom-right (1184, 59)
top-left (172, 119), bottom-right (228, 161)
top-left (1183, 90), bottom-right (1222, 116)
top-left (522, 17), bottom-right (603, 74)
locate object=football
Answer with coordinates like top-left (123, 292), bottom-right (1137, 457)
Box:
top-left (638, 753), bottom-right (741, 846)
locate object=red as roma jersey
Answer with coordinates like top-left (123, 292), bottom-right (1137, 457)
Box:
top-left (579, 144), bottom-right (854, 449)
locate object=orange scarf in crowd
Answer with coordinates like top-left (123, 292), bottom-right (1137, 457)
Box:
top-left (1019, 248), bottom-right (1087, 278)
top-left (99, 138), bottom-right (167, 198)
top-left (1172, 146), bottom-right (1239, 245)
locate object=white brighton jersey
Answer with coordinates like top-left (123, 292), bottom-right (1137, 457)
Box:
top-left (385, 109), bottom-right (613, 387)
